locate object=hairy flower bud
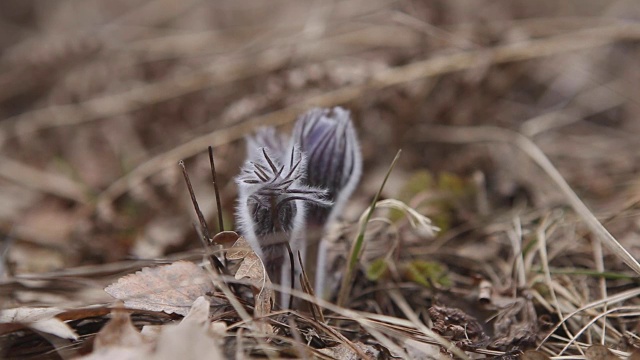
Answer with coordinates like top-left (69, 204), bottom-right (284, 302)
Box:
top-left (245, 126), bottom-right (288, 164)
top-left (236, 107), bottom-right (363, 304)
top-left (235, 146), bottom-right (331, 306)
top-left (291, 107), bottom-right (363, 227)
top-left (290, 107), bottom-right (363, 298)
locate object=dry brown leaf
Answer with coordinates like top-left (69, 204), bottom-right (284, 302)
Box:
top-left (227, 236), bottom-right (253, 260)
top-left (152, 296), bottom-right (225, 359)
top-left (79, 305), bottom-right (152, 360)
top-left (585, 345), bottom-right (620, 360)
top-left (81, 297), bottom-right (224, 360)
top-left (104, 261), bottom-right (214, 316)
top-left (93, 305), bottom-right (148, 350)
top-left (235, 252), bottom-right (264, 282)
top-left (211, 230), bottom-right (239, 246)
top-left (234, 246), bottom-right (273, 317)
top-left (0, 307), bottom-right (78, 340)
top-left (230, 236), bottom-right (273, 332)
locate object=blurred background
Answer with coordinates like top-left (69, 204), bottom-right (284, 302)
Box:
top-left (1, 0), bottom-right (640, 275)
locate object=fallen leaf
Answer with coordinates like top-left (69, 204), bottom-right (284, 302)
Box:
top-left (227, 236), bottom-right (253, 260)
top-left (235, 252), bottom-right (264, 282)
top-left (585, 345), bottom-right (619, 360)
top-left (104, 261), bottom-right (215, 316)
top-left (77, 305), bottom-right (152, 360)
top-left (211, 231), bottom-right (239, 246)
top-left (229, 236), bottom-right (273, 332)
top-left (93, 304), bottom-right (148, 350)
top-left (80, 297), bottom-right (224, 360)
top-left (0, 307), bottom-right (78, 340)
top-left (153, 297), bottom-right (225, 359)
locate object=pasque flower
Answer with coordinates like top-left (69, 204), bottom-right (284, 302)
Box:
top-left (290, 107), bottom-right (362, 297)
top-left (235, 146), bottom-right (331, 305)
top-left (236, 107), bottom-right (362, 305)
top-left (291, 107), bottom-right (362, 227)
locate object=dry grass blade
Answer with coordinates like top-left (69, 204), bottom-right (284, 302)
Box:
top-left (420, 125), bottom-right (640, 276)
top-left (6, 23), bottom-right (640, 139)
top-left (257, 282), bottom-right (409, 357)
top-left (559, 306), bottom-right (639, 356)
top-left (537, 287), bottom-right (640, 348)
top-left (1, 50), bottom-right (289, 137)
top-left (297, 251), bottom-right (325, 323)
top-left (535, 217), bottom-right (581, 352)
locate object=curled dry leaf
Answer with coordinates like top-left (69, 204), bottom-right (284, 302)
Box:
top-left (104, 261), bottom-right (215, 316)
top-left (80, 305), bottom-right (151, 360)
top-left (153, 296), bottom-right (225, 359)
top-left (0, 307), bottom-right (78, 340)
top-left (93, 304), bottom-right (148, 351)
top-left (81, 297), bottom-right (225, 360)
top-left (227, 236), bottom-right (253, 260)
top-left (211, 230), bottom-right (240, 246)
top-left (229, 236), bottom-right (273, 332)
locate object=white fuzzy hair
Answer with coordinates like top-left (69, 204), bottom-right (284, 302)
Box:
top-left (235, 145), bottom-right (331, 306)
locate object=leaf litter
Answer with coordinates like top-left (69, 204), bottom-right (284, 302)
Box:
top-left (2, 1), bottom-right (640, 359)
top-left (79, 297), bottom-right (226, 360)
top-left (104, 261), bottom-right (215, 316)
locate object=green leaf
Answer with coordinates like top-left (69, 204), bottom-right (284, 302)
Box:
top-left (404, 260), bottom-right (450, 288)
top-left (366, 258), bottom-right (389, 281)
top-left (337, 150), bottom-right (402, 307)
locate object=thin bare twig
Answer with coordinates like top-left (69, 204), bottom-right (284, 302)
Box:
top-left (208, 146), bottom-right (224, 232)
top-left (179, 160), bottom-right (210, 241)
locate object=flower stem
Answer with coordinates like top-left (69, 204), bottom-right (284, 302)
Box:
top-left (336, 149), bottom-right (401, 307)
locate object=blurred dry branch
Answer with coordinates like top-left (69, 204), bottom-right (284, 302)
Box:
top-left (0, 155), bottom-right (88, 204)
top-left (93, 22), bottom-right (640, 216)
